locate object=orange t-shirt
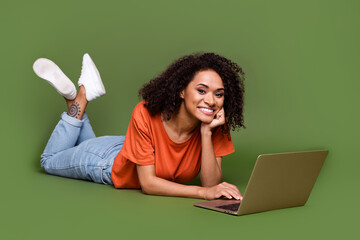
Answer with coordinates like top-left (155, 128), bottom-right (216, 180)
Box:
top-left (111, 101), bottom-right (235, 189)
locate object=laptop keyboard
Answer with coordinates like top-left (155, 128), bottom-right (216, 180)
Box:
top-left (216, 203), bottom-right (240, 212)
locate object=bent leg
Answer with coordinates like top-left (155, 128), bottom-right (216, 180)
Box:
top-left (41, 112), bottom-right (85, 160)
top-left (41, 85), bottom-right (92, 162)
top-left (76, 112), bottom-right (96, 145)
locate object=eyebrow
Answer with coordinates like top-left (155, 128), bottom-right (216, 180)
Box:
top-left (196, 83), bottom-right (225, 91)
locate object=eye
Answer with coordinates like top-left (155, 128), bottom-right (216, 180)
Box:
top-left (197, 89), bottom-right (206, 94)
top-left (215, 92), bottom-right (224, 98)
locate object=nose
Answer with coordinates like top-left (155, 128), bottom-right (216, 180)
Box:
top-left (204, 93), bottom-right (215, 107)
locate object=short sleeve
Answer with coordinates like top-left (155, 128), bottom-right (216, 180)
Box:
top-left (119, 103), bottom-right (155, 165)
top-left (211, 127), bottom-right (235, 157)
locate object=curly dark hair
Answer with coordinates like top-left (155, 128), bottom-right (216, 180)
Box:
top-left (138, 52), bottom-right (245, 133)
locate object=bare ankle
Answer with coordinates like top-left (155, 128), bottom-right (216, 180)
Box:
top-left (78, 86), bottom-right (87, 100)
top-left (67, 102), bottom-right (82, 118)
top-left (67, 101), bottom-right (86, 119)
top-left (64, 97), bottom-right (75, 110)
top-left (66, 86), bottom-right (88, 119)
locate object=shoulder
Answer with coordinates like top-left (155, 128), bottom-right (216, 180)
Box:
top-left (131, 101), bottom-right (160, 129)
top-left (132, 101), bottom-right (152, 119)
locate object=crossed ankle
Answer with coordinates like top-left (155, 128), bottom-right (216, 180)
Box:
top-left (67, 101), bottom-right (86, 119)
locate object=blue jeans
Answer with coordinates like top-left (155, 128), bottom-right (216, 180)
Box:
top-left (40, 112), bottom-right (125, 185)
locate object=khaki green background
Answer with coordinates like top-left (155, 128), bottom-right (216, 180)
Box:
top-left (1, 0), bottom-right (359, 239)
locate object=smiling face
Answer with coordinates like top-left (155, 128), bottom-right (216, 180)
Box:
top-left (180, 69), bottom-right (225, 124)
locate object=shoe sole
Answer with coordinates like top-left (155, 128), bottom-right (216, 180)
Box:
top-left (33, 58), bottom-right (77, 100)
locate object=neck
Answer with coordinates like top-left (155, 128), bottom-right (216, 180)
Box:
top-left (162, 102), bottom-right (200, 138)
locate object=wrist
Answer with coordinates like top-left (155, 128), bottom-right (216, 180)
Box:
top-left (198, 187), bottom-right (207, 199)
top-left (200, 124), bottom-right (212, 136)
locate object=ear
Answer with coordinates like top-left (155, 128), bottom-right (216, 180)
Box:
top-left (180, 90), bottom-right (185, 99)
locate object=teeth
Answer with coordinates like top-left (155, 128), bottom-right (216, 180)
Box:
top-left (199, 108), bottom-right (214, 113)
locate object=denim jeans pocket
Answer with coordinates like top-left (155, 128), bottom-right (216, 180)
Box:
top-left (85, 136), bottom-right (125, 159)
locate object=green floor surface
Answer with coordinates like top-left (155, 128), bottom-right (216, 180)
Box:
top-left (1, 0), bottom-right (359, 239)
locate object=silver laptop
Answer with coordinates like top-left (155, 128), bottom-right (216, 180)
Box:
top-left (194, 150), bottom-right (328, 215)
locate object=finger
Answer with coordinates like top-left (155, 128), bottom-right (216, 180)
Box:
top-left (222, 183), bottom-right (242, 198)
top-left (218, 108), bottom-right (224, 117)
top-left (222, 182), bottom-right (239, 192)
top-left (215, 108), bottom-right (223, 119)
top-left (223, 182), bottom-right (240, 193)
top-left (220, 188), bottom-right (242, 200)
top-left (219, 116), bottom-right (225, 124)
top-left (220, 190), bottom-right (233, 200)
top-left (217, 110), bottom-right (224, 119)
top-left (217, 184), bottom-right (239, 199)
top-left (224, 188), bottom-right (242, 200)
top-left (215, 113), bottom-right (222, 121)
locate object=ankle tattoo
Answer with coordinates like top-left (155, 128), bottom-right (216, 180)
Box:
top-left (68, 102), bottom-right (81, 118)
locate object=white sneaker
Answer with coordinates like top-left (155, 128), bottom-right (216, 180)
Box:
top-left (78, 53), bottom-right (106, 101)
top-left (33, 58), bottom-right (77, 100)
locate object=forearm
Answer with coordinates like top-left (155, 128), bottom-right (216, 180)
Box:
top-left (141, 175), bottom-right (205, 199)
top-left (136, 165), bottom-right (241, 200)
top-left (200, 130), bottom-right (222, 187)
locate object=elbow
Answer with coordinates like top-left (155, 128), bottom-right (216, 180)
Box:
top-left (136, 164), bottom-right (158, 195)
top-left (140, 185), bottom-right (152, 195)
top-left (139, 180), bottom-right (156, 195)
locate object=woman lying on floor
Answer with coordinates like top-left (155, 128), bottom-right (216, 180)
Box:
top-left (33, 52), bottom-right (245, 200)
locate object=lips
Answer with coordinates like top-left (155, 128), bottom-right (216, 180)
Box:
top-left (198, 107), bottom-right (215, 115)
